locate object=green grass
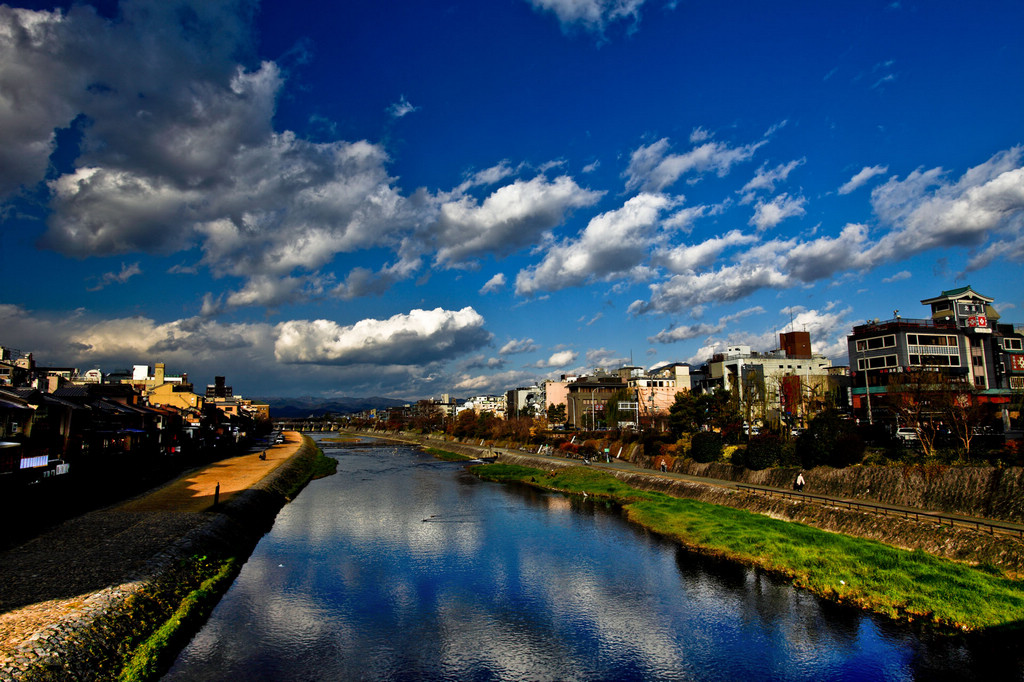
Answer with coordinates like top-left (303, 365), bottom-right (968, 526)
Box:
top-left (118, 557), bottom-right (240, 681)
top-left (472, 463), bottom-right (1024, 632)
top-left (310, 448), bottom-right (339, 479)
top-left (425, 447), bottom-right (474, 461)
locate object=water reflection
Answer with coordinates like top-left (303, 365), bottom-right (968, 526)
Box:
top-left (164, 437), bottom-right (1024, 681)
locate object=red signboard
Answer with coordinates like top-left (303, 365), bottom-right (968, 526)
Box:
top-left (1011, 355), bottom-right (1024, 373)
top-left (966, 315), bottom-right (988, 328)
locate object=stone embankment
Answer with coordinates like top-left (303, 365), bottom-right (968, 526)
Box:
top-left (0, 433), bottom-right (319, 682)
top-left (668, 459), bottom-right (1024, 523)
top-left (495, 451), bottom-right (1024, 577)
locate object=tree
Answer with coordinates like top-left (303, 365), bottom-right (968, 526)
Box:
top-left (604, 389), bottom-right (633, 429)
top-left (886, 369), bottom-right (946, 458)
top-left (934, 381), bottom-right (987, 459)
top-left (547, 403), bottom-right (567, 425)
top-left (668, 390), bottom-right (741, 438)
top-left (452, 410), bottom-right (478, 439)
top-left (689, 431), bottom-right (723, 463)
top-left (668, 391), bottom-right (700, 436)
top-left (737, 432), bottom-right (782, 470)
top-left (796, 408), bottom-right (864, 469)
top-left (739, 369), bottom-right (768, 436)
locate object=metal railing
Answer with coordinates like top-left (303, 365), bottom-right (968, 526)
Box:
top-left (735, 484), bottom-right (1024, 539)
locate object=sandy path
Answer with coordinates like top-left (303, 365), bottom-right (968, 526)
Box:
top-left (117, 430), bottom-right (302, 512)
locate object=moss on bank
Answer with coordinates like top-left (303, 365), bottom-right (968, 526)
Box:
top-left (116, 556), bottom-right (239, 682)
top-left (473, 463), bottom-right (1024, 633)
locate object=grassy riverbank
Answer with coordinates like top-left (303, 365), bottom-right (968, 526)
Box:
top-left (425, 447), bottom-right (474, 461)
top-left (474, 463), bottom-right (1024, 633)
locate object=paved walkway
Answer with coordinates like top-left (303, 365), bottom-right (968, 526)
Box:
top-left (0, 432), bottom-right (303, 661)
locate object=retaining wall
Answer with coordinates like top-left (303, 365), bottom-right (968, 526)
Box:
top-left (665, 460), bottom-right (1024, 523)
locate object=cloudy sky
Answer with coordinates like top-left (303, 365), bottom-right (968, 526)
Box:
top-left (1, 0), bottom-right (1022, 399)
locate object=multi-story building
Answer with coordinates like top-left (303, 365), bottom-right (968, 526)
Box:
top-left (626, 363), bottom-right (691, 430)
top-left (847, 285), bottom-right (1023, 424)
top-left (506, 385), bottom-right (544, 419)
top-left (458, 394), bottom-right (507, 419)
top-left (565, 372), bottom-right (627, 429)
top-left (707, 331), bottom-right (833, 427)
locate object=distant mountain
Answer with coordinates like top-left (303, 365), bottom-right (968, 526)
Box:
top-left (258, 396), bottom-right (409, 418)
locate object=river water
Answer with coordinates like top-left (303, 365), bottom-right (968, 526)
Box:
top-left (163, 436), bottom-right (1023, 681)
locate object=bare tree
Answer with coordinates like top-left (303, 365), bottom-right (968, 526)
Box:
top-left (886, 369), bottom-right (946, 459)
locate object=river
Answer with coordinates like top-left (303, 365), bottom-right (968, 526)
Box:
top-left (163, 435), bottom-right (1023, 681)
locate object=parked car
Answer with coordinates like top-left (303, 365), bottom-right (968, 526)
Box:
top-left (895, 427), bottom-right (919, 443)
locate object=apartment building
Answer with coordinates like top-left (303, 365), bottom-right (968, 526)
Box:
top-left (847, 285), bottom-right (1023, 422)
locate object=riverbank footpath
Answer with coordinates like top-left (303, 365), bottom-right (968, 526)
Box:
top-left (0, 431), bottom-right (317, 681)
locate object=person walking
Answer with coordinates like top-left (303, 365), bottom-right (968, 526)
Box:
top-left (795, 472), bottom-right (805, 492)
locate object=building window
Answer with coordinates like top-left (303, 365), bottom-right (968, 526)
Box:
top-left (906, 334), bottom-right (958, 347)
top-left (856, 335), bottom-right (896, 352)
top-left (908, 354), bottom-right (961, 367)
top-left (1004, 338), bottom-right (1024, 351)
top-left (858, 355), bottom-right (897, 370)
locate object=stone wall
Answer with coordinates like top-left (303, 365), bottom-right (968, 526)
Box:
top-left (667, 460), bottom-right (1024, 523)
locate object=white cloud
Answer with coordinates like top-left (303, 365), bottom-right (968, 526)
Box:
top-left (275, 307), bottom-right (491, 366)
top-left (479, 272), bottom-right (507, 294)
top-left (749, 192), bottom-right (806, 230)
top-left (0, 3), bottom-right (419, 310)
top-left (535, 349), bottom-right (578, 368)
top-left (526, 0), bottom-right (648, 34)
top-left (648, 306), bottom-right (764, 344)
top-left (585, 347), bottom-right (629, 369)
top-left (624, 136), bottom-right (766, 193)
top-left (882, 270), bottom-right (911, 283)
top-left (453, 369), bottom-right (540, 394)
top-left (648, 322), bottom-right (722, 344)
top-left (864, 147), bottom-right (1024, 266)
top-left (740, 158), bottom-right (804, 200)
top-left (87, 262), bottom-right (141, 291)
top-left (433, 175), bottom-right (603, 267)
top-left (629, 262), bottom-right (792, 316)
top-left (838, 164), bottom-right (888, 194)
top-left (387, 95), bottom-right (418, 118)
top-left (656, 229), bottom-right (758, 274)
top-left (780, 222), bottom-right (871, 282)
top-left (626, 148), bottom-right (1023, 317)
top-left (499, 338), bottom-right (538, 355)
top-left (515, 193), bottom-right (671, 294)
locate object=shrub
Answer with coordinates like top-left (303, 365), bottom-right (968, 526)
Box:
top-left (689, 431), bottom-right (723, 463)
top-left (739, 432), bottom-right (783, 470)
top-left (641, 433), bottom-right (664, 458)
top-left (796, 409), bottom-right (865, 469)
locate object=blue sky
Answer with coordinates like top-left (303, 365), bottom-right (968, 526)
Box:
top-left (1, 0), bottom-right (1022, 399)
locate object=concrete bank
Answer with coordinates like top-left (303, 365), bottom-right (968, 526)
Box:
top-left (0, 433), bottom-right (320, 682)
top-left (495, 451), bottom-right (1024, 578)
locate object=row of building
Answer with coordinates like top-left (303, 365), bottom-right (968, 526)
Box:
top-left (385, 286), bottom-right (1023, 433)
top-left (0, 353), bottom-right (269, 481)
